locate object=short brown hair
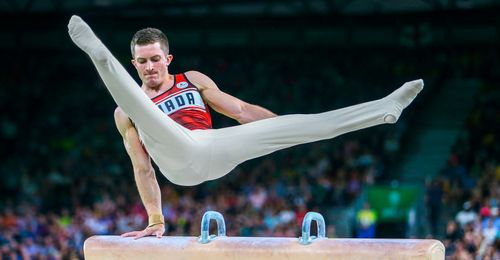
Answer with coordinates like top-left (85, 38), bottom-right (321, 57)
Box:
top-left (130, 28), bottom-right (169, 57)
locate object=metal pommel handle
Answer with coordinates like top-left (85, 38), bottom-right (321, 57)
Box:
top-left (198, 211), bottom-right (226, 244)
top-left (299, 212), bottom-right (327, 245)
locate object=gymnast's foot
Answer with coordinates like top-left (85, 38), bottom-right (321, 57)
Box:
top-left (68, 15), bottom-right (107, 59)
top-left (383, 79), bottom-right (424, 123)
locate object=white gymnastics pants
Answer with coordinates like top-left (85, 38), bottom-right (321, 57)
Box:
top-left (68, 16), bottom-right (423, 186)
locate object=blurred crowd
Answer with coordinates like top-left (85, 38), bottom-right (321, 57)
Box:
top-left (425, 80), bottom-right (499, 259)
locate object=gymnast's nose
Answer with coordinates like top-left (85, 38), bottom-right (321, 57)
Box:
top-left (145, 60), bottom-right (154, 71)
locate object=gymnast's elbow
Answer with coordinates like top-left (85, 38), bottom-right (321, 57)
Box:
top-left (234, 105), bottom-right (252, 124)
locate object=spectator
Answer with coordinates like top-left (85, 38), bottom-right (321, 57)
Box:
top-left (355, 202), bottom-right (377, 238)
top-left (456, 201), bottom-right (478, 229)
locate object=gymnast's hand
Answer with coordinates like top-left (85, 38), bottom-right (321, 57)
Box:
top-left (121, 223), bottom-right (165, 239)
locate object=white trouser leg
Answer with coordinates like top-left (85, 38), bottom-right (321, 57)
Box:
top-left (200, 79), bottom-right (422, 182)
top-left (205, 97), bottom-right (398, 181)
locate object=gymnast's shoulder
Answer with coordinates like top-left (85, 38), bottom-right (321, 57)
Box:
top-left (184, 70), bottom-right (219, 91)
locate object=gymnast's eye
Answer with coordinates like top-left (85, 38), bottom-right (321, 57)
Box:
top-left (151, 56), bottom-right (161, 62)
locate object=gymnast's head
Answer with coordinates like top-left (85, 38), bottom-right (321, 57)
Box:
top-left (130, 28), bottom-right (173, 89)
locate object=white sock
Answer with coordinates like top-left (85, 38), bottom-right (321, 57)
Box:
top-left (383, 79), bottom-right (424, 123)
top-left (68, 15), bottom-right (107, 60)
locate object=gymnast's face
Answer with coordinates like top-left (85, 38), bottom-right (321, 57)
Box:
top-left (132, 42), bottom-right (173, 89)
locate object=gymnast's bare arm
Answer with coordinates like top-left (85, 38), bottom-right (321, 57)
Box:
top-left (114, 107), bottom-right (165, 239)
top-left (185, 70), bottom-right (277, 124)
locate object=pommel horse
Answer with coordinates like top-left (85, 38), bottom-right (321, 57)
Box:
top-left (84, 211), bottom-right (445, 260)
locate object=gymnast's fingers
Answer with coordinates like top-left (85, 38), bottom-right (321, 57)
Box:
top-left (121, 230), bottom-right (141, 237)
top-left (133, 229), bottom-right (151, 239)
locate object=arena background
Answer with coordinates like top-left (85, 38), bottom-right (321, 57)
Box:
top-left (0, 0), bottom-right (499, 259)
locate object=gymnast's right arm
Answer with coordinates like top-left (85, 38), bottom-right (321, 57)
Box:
top-left (114, 107), bottom-right (165, 239)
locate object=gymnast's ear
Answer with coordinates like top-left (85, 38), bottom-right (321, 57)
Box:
top-left (166, 54), bottom-right (173, 66)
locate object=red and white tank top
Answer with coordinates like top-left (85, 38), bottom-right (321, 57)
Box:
top-left (151, 73), bottom-right (212, 130)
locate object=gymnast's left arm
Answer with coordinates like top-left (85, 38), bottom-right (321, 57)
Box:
top-left (185, 70), bottom-right (276, 124)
